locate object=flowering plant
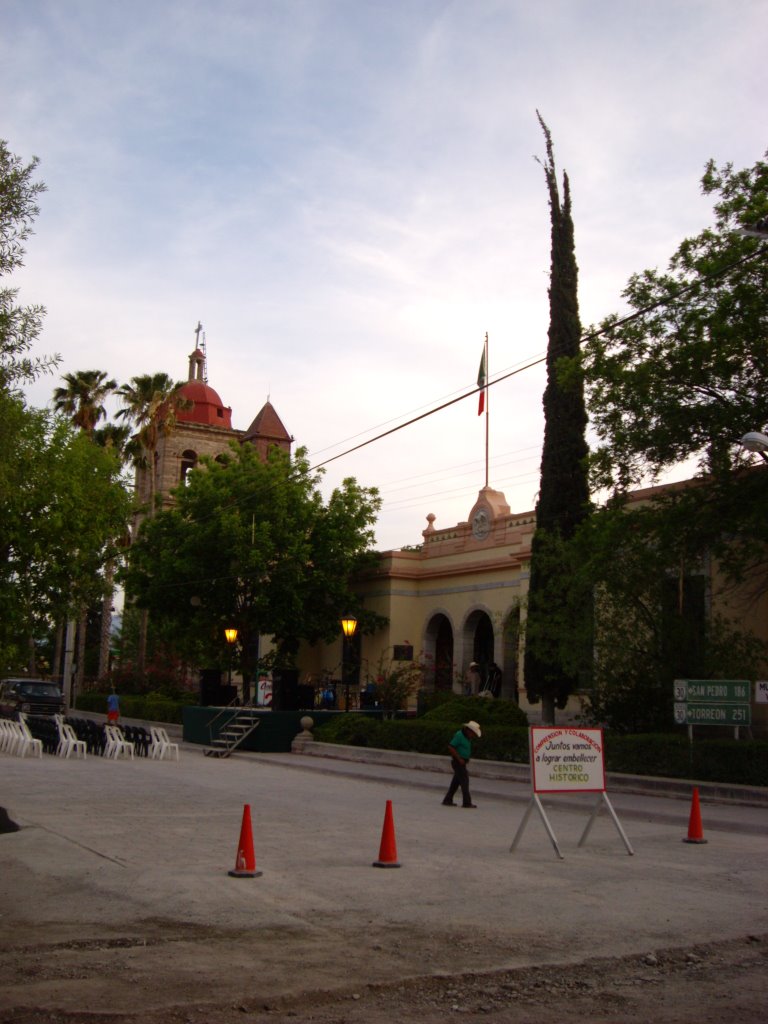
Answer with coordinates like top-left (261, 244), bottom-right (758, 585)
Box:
top-left (366, 648), bottom-right (425, 714)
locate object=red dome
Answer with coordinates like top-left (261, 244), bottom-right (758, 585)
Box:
top-left (178, 379), bottom-right (233, 428)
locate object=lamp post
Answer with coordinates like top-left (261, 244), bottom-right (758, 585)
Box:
top-left (224, 627), bottom-right (238, 697)
top-left (738, 216), bottom-right (768, 240)
top-left (340, 614), bottom-right (358, 712)
top-left (741, 431), bottom-right (768, 463)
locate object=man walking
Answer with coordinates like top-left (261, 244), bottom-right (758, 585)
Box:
top-left (442, 720), bottom-right (481, 808)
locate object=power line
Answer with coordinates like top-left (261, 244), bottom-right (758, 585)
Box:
top-left (310, 247), bottom-right (764, 473)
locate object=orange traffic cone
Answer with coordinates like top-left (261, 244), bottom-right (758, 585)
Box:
top-left (372, 799), bottom-right (401, 868)
top-left (228, 804), bottom-right (263, 877)
top-left (683, 787), bottom-right (708, 844)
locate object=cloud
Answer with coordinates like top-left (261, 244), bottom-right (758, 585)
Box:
top-left (4, 0), bottom-right (766, 549)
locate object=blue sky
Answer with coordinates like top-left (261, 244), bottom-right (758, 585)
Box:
top-left (3, 0), bottom-right (766, 548)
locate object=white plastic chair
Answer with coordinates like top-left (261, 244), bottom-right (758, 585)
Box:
top-left (56, 720), bottom-right (87, 759)
top-left (18, 715), bottom-right (43, 758)
top-left (149, 726), bottom-right (179, 761)
top-left (0, 718), bottom-right (18, 754)
top-left (104, 724), bottom-right (134, 760)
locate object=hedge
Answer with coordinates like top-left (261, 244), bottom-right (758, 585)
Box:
top-left (313, 715), bottom-right (768, 787)
top-left (74, 691), bottom-right (195, 723)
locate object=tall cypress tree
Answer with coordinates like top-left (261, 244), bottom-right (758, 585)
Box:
top-left (523, 113), bottom-right (591, 724)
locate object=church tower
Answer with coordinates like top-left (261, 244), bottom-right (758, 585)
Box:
top-left (146, 325), bottom-right (293, 511)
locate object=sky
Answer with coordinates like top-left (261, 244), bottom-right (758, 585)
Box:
top-left (3, 0), bottom-right (766, 550)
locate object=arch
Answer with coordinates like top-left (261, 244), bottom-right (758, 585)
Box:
top-left (422, 612), bottom-right (455, 692)
top-left (461, 607), bottom-right (495, 691)
top-left (180, 449), bottom-right (198, 483)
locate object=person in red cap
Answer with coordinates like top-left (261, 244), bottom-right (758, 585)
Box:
top-left (442, 720), bottom-right (481, 808)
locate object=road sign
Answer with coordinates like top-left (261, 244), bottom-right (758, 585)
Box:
top-left (674, 702), bottom-right (752, 726)
top-left (673, 679), bottom-right (751, 703)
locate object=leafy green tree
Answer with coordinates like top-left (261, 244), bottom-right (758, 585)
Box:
top-left (584, 154), bottom-right (768, 491)
top-left (565, 499), bottom-right (767, 732)
top-left (122, 442), bottom-right (383, 697)
top-left (570, 153), bottom-right (768, 728)
top-left (0, 140), bottom-right (57, 392)
top-left (0, 395), bottom-right (132, 674)
top-left (523, 114), bottom-right (591, 724)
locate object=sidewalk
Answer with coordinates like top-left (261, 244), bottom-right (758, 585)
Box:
top-left (286, 738), bottom-right (768, 808)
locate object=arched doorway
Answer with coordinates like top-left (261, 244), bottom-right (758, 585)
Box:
top-left (424, 613), bottom-right (454, 692)
top-left (463, 609), bottom-right (494, 690)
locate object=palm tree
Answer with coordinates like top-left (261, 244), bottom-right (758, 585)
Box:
top-left (51, 370), bottom-right (118, 697)
top-left (116, 373), bottom-right (192, 676)
top-left (53, 370), bottom-right (117, 433)
top-left (116, 373), bottom-right (191, 515)
top-left (92, 423), bottom-right (134, 680)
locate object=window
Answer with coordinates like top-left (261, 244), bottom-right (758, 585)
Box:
top-left (180, 450), bottom-right (197, 483)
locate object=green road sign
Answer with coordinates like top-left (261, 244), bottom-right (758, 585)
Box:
top-left (674, 702), bottom-right (752, 726)
top-left (673, 679), bottom-right (751, 703)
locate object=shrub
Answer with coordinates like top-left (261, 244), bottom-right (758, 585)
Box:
top-left (313, 713), bottom-right (530, 763)
top-left (72, 690), bottom-right (195, 724)
top-left (421, 696), bottom-right (529, 729)
top-left (314, 713), bottom-right (767, 786)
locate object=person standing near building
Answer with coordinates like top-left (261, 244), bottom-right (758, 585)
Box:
top-left (106, 689), bottom-right (120, 724)
top-left (484, 662), bottom-right (502, 698)
top-left (464, 662), bottom-right (482, 695)
top-left (442, 720), bottom-right (482, 808)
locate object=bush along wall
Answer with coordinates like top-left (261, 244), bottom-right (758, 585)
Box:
top-left (312, 712), bottom-right (768, 787)
top-left (73, 691), bottom-right (195, 724)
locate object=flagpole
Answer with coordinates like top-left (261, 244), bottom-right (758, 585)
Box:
top-left (484, 332), bottom-right (489, 488)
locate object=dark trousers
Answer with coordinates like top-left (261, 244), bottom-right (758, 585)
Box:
top-left (443, 758), bottom-right (472, 806)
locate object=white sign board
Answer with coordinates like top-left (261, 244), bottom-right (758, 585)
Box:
top-left (756, 680), bottom-right (768, 705)
top-left (531, 727), bottom-right (606, 793)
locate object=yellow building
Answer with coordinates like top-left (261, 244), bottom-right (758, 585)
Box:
top-left (295, 477), bottom-right (768, 735)
top-left (296, 485), bottom-right (541, 710)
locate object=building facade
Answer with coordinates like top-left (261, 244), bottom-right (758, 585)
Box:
top-left (133, 342), bottom-right (292, 514)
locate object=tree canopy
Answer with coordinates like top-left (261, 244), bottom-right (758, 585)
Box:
top-left (563, 153), bottom-right (768, 730)
top-left (0, 393), bottom-right (133, 672)
top-left (0, 140), bottom-right (57, 391)
top-left (583, 154), bottom-right (768, 491)
top-left (122, 441), bottom-right (383, 680)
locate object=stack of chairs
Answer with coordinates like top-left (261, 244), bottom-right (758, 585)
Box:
top-left (4, 714), bottom-right (44, 758)
top-left (67, 717), bottom-right (106, 756)
top-left (148, 726), bottom-right (180, 760)
top-left (103, 724), bottom-right (134, 759)
top-left (122, 724), bottom-right (151, 757)
top-left (53, 715), bottom-right (87, 758)
top-left (27, 714), bottom-right (59, 754)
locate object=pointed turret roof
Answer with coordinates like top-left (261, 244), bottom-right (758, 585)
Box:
top-left (242, 401), bottom-right (293, 455)
top-left (243, 401), bottom-right (291, 444)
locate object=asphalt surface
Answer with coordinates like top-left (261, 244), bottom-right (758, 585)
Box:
top-left (2, 733), bottom-right (767, 922)
top-left (2, 728), bottom-right (768, 1020)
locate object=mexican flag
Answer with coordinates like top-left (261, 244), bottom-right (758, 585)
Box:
top-left (477, 348), bottom-right (487, 415)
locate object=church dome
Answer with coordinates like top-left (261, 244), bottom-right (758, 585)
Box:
top-left (176, 346), bottom-right (233, 428)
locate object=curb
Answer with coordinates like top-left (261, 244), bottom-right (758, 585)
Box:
top-left (292, 739), bottom-right (768, 808)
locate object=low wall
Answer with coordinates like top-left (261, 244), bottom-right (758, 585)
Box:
top-left (183, 707), bottom-right (382, 752)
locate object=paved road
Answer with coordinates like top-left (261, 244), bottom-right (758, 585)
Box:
top-left (1, 740), bottom-right (767, 1015)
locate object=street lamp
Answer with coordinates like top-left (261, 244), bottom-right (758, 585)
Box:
top-left (741, 431), bottom-right (768, 463)
top-left (738, 216), bottom-right (768, 240)
top-left (340, 614), bottom-right (358, 712)
top-left (224, 627), bottom-right (238, 693)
